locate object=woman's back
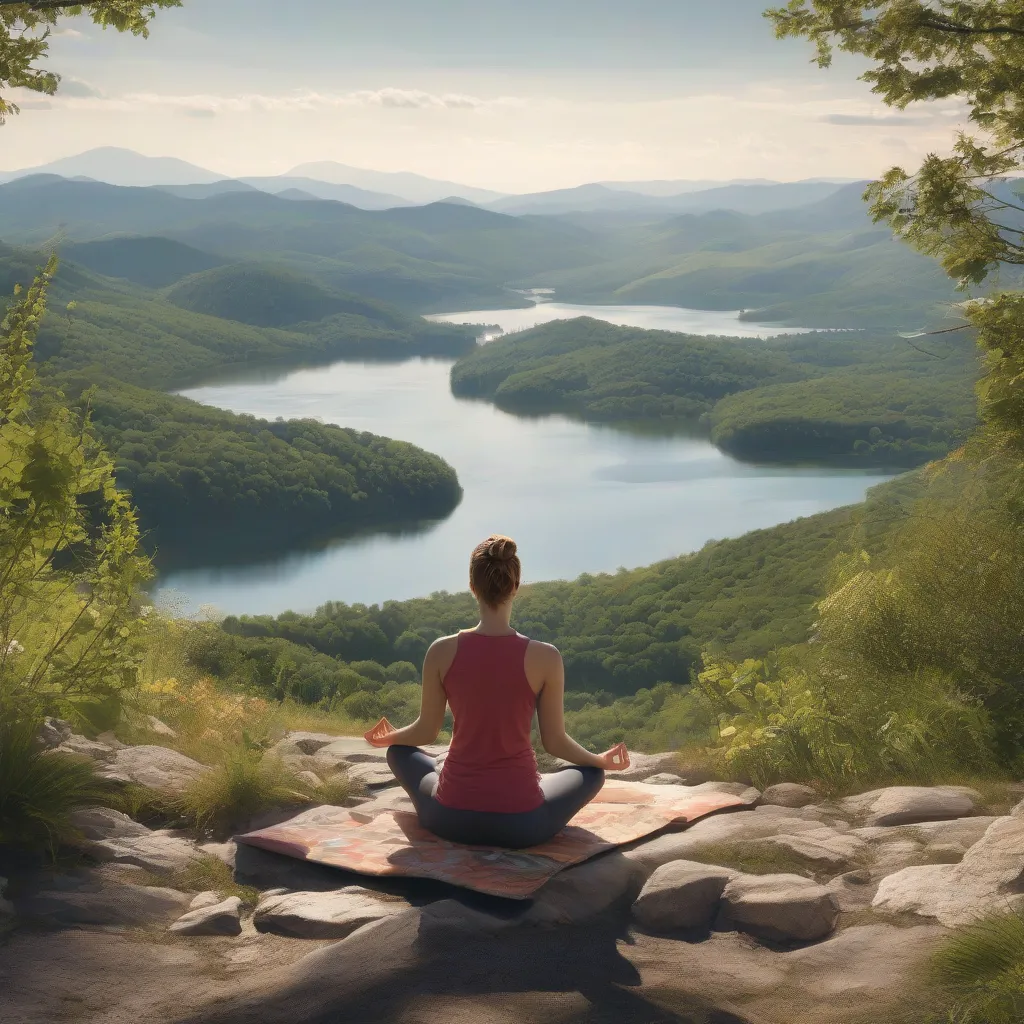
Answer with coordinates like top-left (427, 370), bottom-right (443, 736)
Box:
top-left (434, 630), bottom-right (544, 814)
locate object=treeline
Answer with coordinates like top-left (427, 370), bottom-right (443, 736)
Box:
top-left (450, 318), bottom-right (978, 466)
top-left (63, 377), bottom-right (462, 551)
top-left (217, 499), bottom-right (878, 699)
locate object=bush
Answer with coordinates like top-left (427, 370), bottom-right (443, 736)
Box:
top-left (0, 712), bottom-right (108, 854)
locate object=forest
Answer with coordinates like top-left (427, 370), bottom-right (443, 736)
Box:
top-left (451, 317), bottom-right (978, 465)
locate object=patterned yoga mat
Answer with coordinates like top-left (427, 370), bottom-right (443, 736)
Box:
top-left (236, 780), bottom-right (750, 899)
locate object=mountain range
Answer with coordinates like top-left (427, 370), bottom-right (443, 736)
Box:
top-left (0, 147), bottom-right (857, 216)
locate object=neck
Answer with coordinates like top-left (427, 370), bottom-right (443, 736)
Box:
top-left (475, 602), bottom-right (514, 635)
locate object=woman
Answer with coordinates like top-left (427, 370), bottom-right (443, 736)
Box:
top-left (364, 534), bottom-right (630, 849)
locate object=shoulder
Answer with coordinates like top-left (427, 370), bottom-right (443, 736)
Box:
top-left (525, 639), bottom-right (561, 664)
top-left (427, 633), bottom-right (462, 660)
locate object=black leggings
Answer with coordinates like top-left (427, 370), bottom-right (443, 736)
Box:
top-left (385, 745), bottom-right (605, 849)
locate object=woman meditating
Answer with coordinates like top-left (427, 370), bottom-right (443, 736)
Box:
top-left (364, 534), bottom-right (630, 849)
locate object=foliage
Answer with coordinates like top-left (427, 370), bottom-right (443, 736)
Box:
top-left (68, 376), bottom-right (463, 551)
top-left (0, 257), bottom-right (152, 726)
top-left (930, 910), bottom-right (1024, 1024)
top-left (0, 708), bottom-right (107, 854)
top-left (0, 2), bottom-right (180, 124)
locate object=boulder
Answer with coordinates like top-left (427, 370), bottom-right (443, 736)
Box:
top-left (840, 786), bottom-right (979, 827)
top-left (1012, 797), bottom-right (1024, 818)
top-left (145, 716), bottom-right (178, 738)
top-left (825, 869), bottom-right (878, 913)
top-left (632, 860), bottom-right (736, 931)
top-left (721, 873), bottom-right (840, 943)
top-left (684, 780), bottom-right (762, 805)
top-left (189, 891), bottom-right (223, 910)
top-left (756, 827), bottom-right (870, 872)
top-left (645, 773), bottom-right (686, 786)
top-left (16, 882), bottom-right (189, 928)
top-left (253, 887), bottom-right (409, 939)
top-left (198, 841), bottom-right (237, 868)
top-left (69, 807), bottom-right (200, 875)
top-left (524, 851), bottom-right (646, 928)
top-left (762, 783), bottom-right (818, 808)
top-left (607, 751), bottom-right (689, 782)
top-left (99, 745), bottom-right (208, 793)
top-left (853, 816), bottom-right (997, 849)
top-left (872, 815), bottom-right (1024, 927)
top-left (344, 762), bottom-right (398, 789)
top-left (36, 717), bottom-right (73, 750)
top-left (52, 734), bottom-right (116, 763)
top-left (295, 770), bottom-right (323, 789)
top-left (169, 896), bottom-right (243, 936)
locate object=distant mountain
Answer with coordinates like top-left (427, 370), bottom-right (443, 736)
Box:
top-left (64, 236), bottom-right (228, 289)
top-left (0, 147), bottom-right (226, 186)
top-left (285, 161), bottom-right (507, 205)
top-left (151, 180), bottom-right (261, 199)
top-left (486, 180), bottom-right (851, 217)
top-left (238, 176), bottom-right (410, 209)
top-left (598, 177), bottom-right (859, 197)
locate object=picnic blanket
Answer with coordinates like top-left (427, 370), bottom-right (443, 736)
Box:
top-left (236, 780), bottom-right (750, 899)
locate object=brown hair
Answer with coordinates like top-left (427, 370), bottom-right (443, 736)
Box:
top-left (469, 535), bottom-right (521, 608)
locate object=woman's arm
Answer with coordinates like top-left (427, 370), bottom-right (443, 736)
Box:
top-left (364, 639), bottom-right (449, 748)
top-left (535, 645), bottom-right (618, 769)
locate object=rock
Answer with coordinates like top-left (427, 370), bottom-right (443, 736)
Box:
top-left (52, 734), bottom-right (116, 763)
top-left (872, 815), bottom-right (1024, 927)
top-left (524, 851), bottom-right (646, 928)
top-left (36, 717), bottom-right (73, 750)
top-left (16, 882), bottom-right (189, 928)
top-left (624, 806), bottom-right (822, 874)
top-left (69, 807), bottom-right (201, 875)
top-left (756, 827), bottom-right (870, 871)
top-left (99, 745), bottom-right (208, 793)
top-left (721, 873), bottom-right (840, 943)
top-left (924, 843), bottom-right (965, 863)
top-left (644, 773), bottom-right (686, 786)
top-left (1012, 797), bottom-right (1024, 818)
top-left (189, 891), bottom-right (223, 911)
top-left (870, 838), bottom-right (927, 875)
top-left (169, 896), bottom-right (243, 936)
top-left (70, 807), bottom-right (151, 841)
top-left (826, 869), bottom-right (878, 913)
top-left (345, 762), bottom-right (399, 788)
top-left (632, 860), bottom-right (736, 931)
top-left (295, 770), bottom-right (323, 789)
top-left (684, 780), bottom-right (762, 805)
top-left (253, 887), bottom-right (408, 939)
top-left (853, 816), bottom-right (997, 849)
top-left (840, 786), bottom-right (979, 827)
top-left (199, 841), bottom-right (237, 868)
top-left (762, 783), bottom-right (818, 808)
top-left (145, 715), bottom-right (177, 738)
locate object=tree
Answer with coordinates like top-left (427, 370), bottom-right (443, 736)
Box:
top-left (0, 256), bottom-right (153, 727)
top-left (766, 1), bottom-right (1024, 486)
top-left (0, 1), bottom-right (180, 124)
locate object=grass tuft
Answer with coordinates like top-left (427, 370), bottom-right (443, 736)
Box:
top-left (169, 855), bottom-right (260, 908)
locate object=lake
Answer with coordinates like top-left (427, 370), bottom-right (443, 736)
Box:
top-left (154, 303), bottom-right (892, 616)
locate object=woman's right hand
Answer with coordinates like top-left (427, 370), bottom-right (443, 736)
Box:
top-left (596, 742), bottom-right (630, 771)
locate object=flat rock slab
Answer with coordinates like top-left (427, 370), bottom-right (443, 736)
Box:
top-left (16, 883), bottom-right (190, 928)
top-left (721, 873), bottom-right (840, 943)
top-left (70, 807), bottom-right (152, 842)
top-left (756, 827), bottom-right (870, 871)
top-left (169, 896), bottom-right (243, 936)
top-left (872, 815), bottom-right (1024, 926)
top-left (98, 745), bottom-right (208, 793)
top-left (840, 786), bottom-right (980, 827)
top-left (69, 806), bottom-right (201, 874)
top-left (606, 751), bottom-right (684, 782)
top-left (632, 859), bottom-right (736, 931)
top-left (345, 762), bottom-right (400, 788)
top-left (52, 735), bottom-right (116, 763)
top-left (853, 816), bottom-right (997, 849)
top-left (253, 887), bottom-right (409, 939)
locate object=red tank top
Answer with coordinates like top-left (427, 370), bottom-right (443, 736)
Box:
top-left (434, 631), bottom-right (544, 814)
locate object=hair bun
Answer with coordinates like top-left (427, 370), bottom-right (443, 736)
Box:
top-left (485, 535), bottom-right (517, 562)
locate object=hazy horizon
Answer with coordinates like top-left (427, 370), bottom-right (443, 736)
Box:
top-left (4, 0), bottom-right (971, 192)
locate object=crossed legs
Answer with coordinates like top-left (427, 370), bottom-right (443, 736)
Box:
top-left (385, 745), bottom-right (605, 849)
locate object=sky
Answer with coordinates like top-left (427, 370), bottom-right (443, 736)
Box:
top-left (2, 0), bottom-right (970, 192)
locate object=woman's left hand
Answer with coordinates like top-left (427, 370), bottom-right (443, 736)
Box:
top-left (364, 716), bottom-right (397, 748)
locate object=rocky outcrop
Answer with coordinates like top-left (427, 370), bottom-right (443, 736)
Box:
top-left (720, 873), bottom-right (840, 943)
top-left (99, 745), bottom-right (208, 793)
top-left (839, 786), bottom-right (980, 827)
top-left (872, 815), bottom-right (1024, 926)
top-left (632, 860), bottom-right (736, 931)
top-left (169, 896), bottom-right (243, 936)
top-left (69, 806), bottom-right (201, 875)
top-left (756, 827), bottom-right (870, 871)
top-left (253, 887), bottom-right (410, 939)
top-left (16, 880), bottom-right (190, 928)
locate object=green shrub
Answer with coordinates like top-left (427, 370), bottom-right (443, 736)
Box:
top-left (931, 911), bottom-right (1024, 1024)
top-left (0, 713), bottom-right (108, 854)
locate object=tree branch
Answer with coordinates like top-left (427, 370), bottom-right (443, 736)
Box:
top-left (917, 16), bottom-right (1024, 39)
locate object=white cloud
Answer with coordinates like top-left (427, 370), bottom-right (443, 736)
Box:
top-left (52, 28), bottom-right (85, 39)
top-left (58, 77), bottom-right (103, 99)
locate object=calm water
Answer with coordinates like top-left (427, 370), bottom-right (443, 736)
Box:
top-left (154, 304), bottom-right (891, 616)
